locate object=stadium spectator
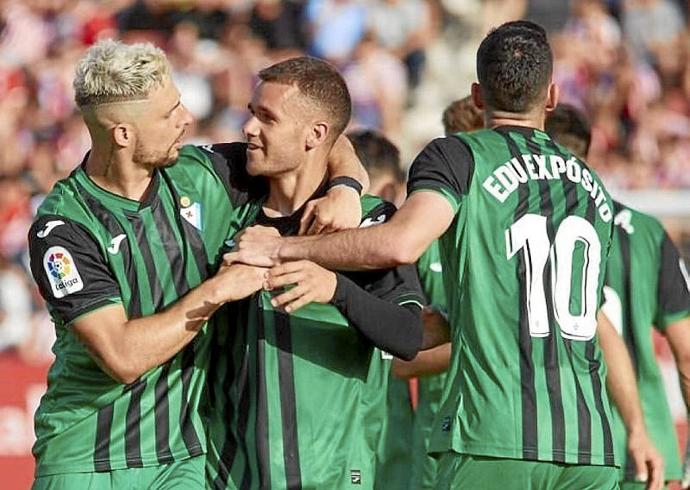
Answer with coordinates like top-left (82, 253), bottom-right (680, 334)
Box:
top-left (622, 0), bottom-right (684, 64)
top-left (343, 34), bottom-right (409, 137)
top-left (366, 0), bottom-right (434, 89)
top-left (0, 255), bottom-right (32, 352)
top-left (248, 0), bottom-right (307, 53)
top-left (303, 0), bottom-right (366, 64)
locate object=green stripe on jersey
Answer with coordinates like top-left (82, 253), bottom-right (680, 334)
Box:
top-left (32, 145), bottom-right (249, 476)
top-left (423, 128), bottom-right (617, 466)
top-left (208, 195), bottom-right (423, 489)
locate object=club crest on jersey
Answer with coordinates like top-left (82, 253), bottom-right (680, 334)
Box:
top-left (180, 201), bottom-right (202, 231)
top-left (350, 470), bottom-right (361, 485)
top-left (43, 246), bottom-right (83, 298)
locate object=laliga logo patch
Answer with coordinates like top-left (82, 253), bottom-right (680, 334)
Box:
top-left (43, 246), bottom-right (83, 298)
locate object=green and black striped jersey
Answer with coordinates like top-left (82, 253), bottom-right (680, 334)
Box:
top-left (409, 127), bottom-right (617, 466)
top-left (369, 354), bottom-right (415, 490)
top-left (411, 241), bottom-right (448, 489)
top-left (602, 202), bottom-right (690, 481)
top-left (207, 194), bottom-right (425, 490)
top-left (27, 144), bottom-right (255, 476)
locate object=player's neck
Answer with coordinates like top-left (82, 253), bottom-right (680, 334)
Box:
top-left (84, 145), bottom-right (155, 202)
top-left (263, 159), bottom-right (328, 218)
top-left (485, 108), bottom-right (545, 131)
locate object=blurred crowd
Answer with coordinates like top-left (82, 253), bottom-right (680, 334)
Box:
top-left (1, 0), bottom-right (690, 359)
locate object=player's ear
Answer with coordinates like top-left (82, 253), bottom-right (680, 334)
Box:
top-left (471, 83), bottom-right (484, 110)
top-left (111, 123), bottom-right (135, 149)
top-left (306, 121), bottom-right (329, 150)
top-left (545, 83), bottom-right (559, 112)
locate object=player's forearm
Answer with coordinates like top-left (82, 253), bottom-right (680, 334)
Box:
top-left (666, 318), bottom-right (690, 413)
top-left (280, 221), bottom-right (417, 271)
top-left (106, 278), bottom-right (227, 383)
top-left (331, 273), bottom-right (423, 360)
top-left (598, 313), bottom-right (646, 434)
top-left (677, 358), bottom-right (690, 416)
top-left (392, 343), bottom-right (451, 379)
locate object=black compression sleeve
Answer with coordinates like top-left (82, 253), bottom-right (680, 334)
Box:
top-left (331, 273), bottom-right (423, 360)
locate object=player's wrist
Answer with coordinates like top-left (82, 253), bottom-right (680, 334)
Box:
top-left (625, 423), bottom-right (648, 445)
top-left (277, 236), bottom-right (303, 262)
top-left (326, 177), bottom-right (363, 196)
top-left (202, 275), bottom-right (229, 306)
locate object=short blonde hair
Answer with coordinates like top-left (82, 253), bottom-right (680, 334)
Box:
top-left (73, 39), bottom-right (171, 107)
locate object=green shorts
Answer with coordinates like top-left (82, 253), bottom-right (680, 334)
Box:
top-left (435, 452), bottom-right (619, 490)
top-left (32, 455), bottom-right (205, 490)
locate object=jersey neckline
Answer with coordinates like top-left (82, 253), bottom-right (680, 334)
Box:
top-left (74, 151), bottom-right (161, 212)
top-left (493, 125), bottom-right (550, 140)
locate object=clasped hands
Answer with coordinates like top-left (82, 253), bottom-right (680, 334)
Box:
top-left (222, 225), bottom-right (337, 313)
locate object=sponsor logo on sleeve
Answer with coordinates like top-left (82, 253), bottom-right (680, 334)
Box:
top-left (359, 214), bottom-right (386, 228)
top-left (430, 262), bottom-right (442, 273)
top-left (36, 220), bottom-right (65, 238)
top-left (680, 259), bottom-right (690, 292)
top-left (43, 246), bottom-right (84, 298)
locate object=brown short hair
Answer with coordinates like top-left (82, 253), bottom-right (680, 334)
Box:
top-left (442, 96), bottom-right (483, 134)
top-left (477, 21), bottom-right (553, 113)
top-left (545, 104), bottom-right (591, 159)
top-left (259, 56), bottom-right (351, 141)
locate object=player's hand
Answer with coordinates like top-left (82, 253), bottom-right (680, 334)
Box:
top-left (421, 306), bottom-right (451, 349)
top-left (299, 186), bottom-right (362, 235)
top-left (225, 225), bottom-right (283, 267)
top-left (264, 260), bottom-right (337, 313)
top-left (214, 262), bottom-right (268, 302)
top-left (627, 428), bottom-right (664, 490)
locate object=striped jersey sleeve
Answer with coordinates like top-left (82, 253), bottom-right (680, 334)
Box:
top-left (656, 232), bottom-right (690, 329)
top-left (406, 136), bottom-right (474, 212)
top-left (28, 215), bottom-right (121, 324)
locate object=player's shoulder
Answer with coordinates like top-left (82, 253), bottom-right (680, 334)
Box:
top-left (174, 144), bottom-right (218, 171)
top-left (425, 134), bottom-right (475, 154)
top-left (613, 201), bottom-right (665, 238)
top-left (33, 171), bottom-right (96, 230)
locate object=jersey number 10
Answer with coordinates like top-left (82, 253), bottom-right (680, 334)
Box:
top-left (506, 214), bottom-right (602, 341)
